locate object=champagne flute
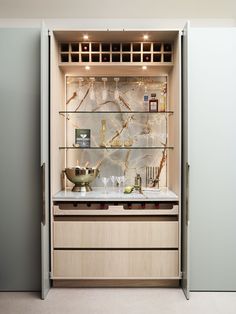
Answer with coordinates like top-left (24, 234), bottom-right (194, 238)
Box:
top-left (110, 176), bottom-right (116, 191)
top-left (76, 77), bottom-right (84, 101)
top-left (90, 77), bottom-right (96, 101)
top-left (120, 175), bottom-right (127, 192)
top-left (102, 77), bottom-right (108, 101)
top-left (114, 77), bottom-right (120, 101)
top-left (116, 176), bottom-right (122, 193)
top-left (101, 177), bottom-right (110, 194)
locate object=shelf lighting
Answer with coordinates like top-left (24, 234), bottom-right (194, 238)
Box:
top-left (85, 66), bottom-right (90, 70)
top-left (143, 34), bottom-right (149, 40)
top-left (83, 34), bottom-right (89, 40)
top-left (142, 66), bottom-right (147, 70)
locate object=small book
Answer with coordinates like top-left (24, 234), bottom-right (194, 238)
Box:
top-left (75, 129), bottom-right (91, 147)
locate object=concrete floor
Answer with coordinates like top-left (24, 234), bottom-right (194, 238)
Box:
top-left (0, 288), bottom-right (236, 314)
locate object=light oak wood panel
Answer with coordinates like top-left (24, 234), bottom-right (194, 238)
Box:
top-left (53, 204), bottom-right (179, 216)
top-left (53, 250), bottom-right (179, 279)
top-left (54, 221), bottom-right (178, 248)
top-left (53, 279), bottom-right (180, 288)
top-left (168, 33), bottom-right (181, 196)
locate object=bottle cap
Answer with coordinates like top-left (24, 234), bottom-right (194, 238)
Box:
top-left (151, 93), bottom-right (156, 97)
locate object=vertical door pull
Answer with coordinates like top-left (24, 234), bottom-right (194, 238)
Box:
top-left (41, 163), bottom-right (46, 225)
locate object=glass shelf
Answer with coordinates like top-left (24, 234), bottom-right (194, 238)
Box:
top-left (59, 111), bottom-right (173, 114)
top-left (59, 146), bottom-right (173, 150)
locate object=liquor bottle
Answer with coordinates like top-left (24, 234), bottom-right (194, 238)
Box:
top-left (143, 86), bottom-right (149, 111)
top-left (99, 119), bottom-right (107, 147)
top-left (149, 93), bottom-right (158, 112)
top-left (159, 92), bottom-right (166, 112)
top-left (134, 174), bottom-right (142, 193)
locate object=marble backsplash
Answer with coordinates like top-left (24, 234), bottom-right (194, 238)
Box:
top-left (62, 76), bottom-right (170, 188)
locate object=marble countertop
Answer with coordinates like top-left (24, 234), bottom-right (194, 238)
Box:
top-left (53, 187), bottom-right (178, 202)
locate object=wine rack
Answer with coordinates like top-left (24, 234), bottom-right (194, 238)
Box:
top-left (59, 41), bottom-right (173, 64)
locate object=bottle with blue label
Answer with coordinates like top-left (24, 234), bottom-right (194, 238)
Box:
top-left (143, 86), bottom-right (149, 111)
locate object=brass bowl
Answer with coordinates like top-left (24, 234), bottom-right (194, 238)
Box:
top-left (65, 167), bottom-right (99, 192)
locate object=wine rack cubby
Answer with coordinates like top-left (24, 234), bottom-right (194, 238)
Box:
top-left (59, 41), bottom-right (173, 64)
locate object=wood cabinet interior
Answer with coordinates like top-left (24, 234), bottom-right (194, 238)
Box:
top-left (50, 29), bottom-right (181, 286)
top-left (51, 30), bottom-right (180, 195)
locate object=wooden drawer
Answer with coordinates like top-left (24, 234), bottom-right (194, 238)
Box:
top-left (53, 250), bottom-right (179, 279)
top-left (54, 221), bottom-right (178, 248)
top-left (53, 204), bottom-right (179, 216)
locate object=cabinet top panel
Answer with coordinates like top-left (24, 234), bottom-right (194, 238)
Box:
top-left (53, 30), bottom-right (179, 43)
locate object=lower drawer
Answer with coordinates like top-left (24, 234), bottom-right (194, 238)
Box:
top-left (53, 250), bottom-right (179, 279)
top-left (54, 221), bottom-right (178, 248)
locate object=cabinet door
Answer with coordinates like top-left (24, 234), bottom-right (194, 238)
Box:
top-left (188, 27), bottom-right (236, 291)
top-left (41, 21), bottom-right (50, 300)
top-left (181, 21), bottom-right (190, 300)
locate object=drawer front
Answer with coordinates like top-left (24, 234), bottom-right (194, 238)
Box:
top-left (53, 250), bottom-right (179, 279)
top-left (54, 204), bottom-right (178, 216)
top-left (54, 221), bottom-right (178, 248)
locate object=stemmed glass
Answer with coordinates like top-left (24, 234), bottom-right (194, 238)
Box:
top-left (110, 176), bottom-right (116, 191)
top-left (120, 176), bottom-right (127, 192)
top-left (114, 77), bottom-right (120, 101)
top-left (89, 77), bottom-right (96, 100)
top-left (102, 77), bottom-right (108, 101)
top-left (77, 77), bottom-right (84, 101)
top-left (101, 177), bottom-right (110, 194)
top-left (116, 176), bottom-right (122, 193)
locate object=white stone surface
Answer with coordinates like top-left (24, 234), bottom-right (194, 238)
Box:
top-left (53, 187), bottom-right (178, 202)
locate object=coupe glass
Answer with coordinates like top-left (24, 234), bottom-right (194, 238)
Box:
top-left (101, 177), bottom-right (110, 194)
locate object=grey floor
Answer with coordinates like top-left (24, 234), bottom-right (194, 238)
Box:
top-left (0, 288), bottom-right (236, 314)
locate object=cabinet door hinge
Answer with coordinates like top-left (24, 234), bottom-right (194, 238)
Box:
top-left (49, 271), bottom-right (52, 279)
top-left (180, 271), bottom-right (183, 279)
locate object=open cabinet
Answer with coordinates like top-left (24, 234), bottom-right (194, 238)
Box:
top-left (41, 23), bottom-right (190, 299)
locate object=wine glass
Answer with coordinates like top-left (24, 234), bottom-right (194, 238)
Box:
top-left (102, 77), bottom-right (108, 101)
top-left (116, 176), bottom-right (122, 193)
top-left (110, 176), bottom-right (116, 191)
top-left (76, 77), bottom-right (84, 101)
top-left (101, 177), bottom-right (110, 194)
top-left (89, 77), bottom-right (96, 101)
top-left (114, 78), bottom-right (120, 101)
top-left (120, 176), bottom-right (127, 192)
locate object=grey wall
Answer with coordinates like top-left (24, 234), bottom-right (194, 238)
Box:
top-left (0, 0), bottom-right (235, 18)
top-left (0, 29), bottom-right (41, 291)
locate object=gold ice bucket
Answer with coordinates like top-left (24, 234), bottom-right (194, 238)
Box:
top-left (65, 167), bottom-right (99, 192)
